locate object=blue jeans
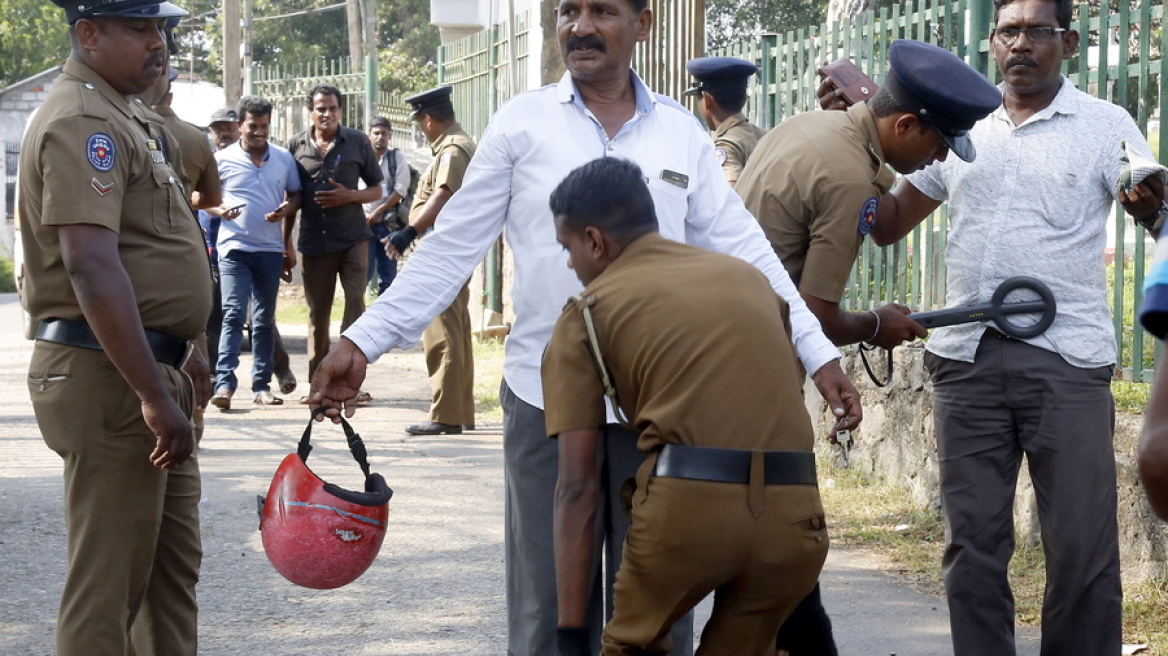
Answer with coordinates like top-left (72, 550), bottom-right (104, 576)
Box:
top-left (367, 221), bottom-right (398, 296)
top-left (216, 250), bottom-right (283, 393)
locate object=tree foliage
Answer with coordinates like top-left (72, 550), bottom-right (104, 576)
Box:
top-left (705, 0), bottom-right (827, 50)
top-left (0, 0), bottom-right (69, 88)
top-left (194, 0), bottom-right (437, 95)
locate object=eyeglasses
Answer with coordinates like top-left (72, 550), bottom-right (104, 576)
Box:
top-left (993, 27), bottom-right (1067, 45)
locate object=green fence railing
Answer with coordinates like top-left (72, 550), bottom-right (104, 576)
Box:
top-left (715, 0), bottom-right (1166, 381)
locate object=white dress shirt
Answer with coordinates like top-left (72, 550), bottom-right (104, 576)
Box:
top-left (908, 77), bottom-right (1151, 368)
top-left (344, 70), bottom-right (839, 409)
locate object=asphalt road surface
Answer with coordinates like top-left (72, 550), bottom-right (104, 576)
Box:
top-left (0, 293), bottom-right (1040, 655)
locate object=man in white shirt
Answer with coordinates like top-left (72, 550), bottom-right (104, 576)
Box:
top-left (821, 0), bottom-right (1165, 653)
top-left (309, 0), bottom-right (860, 653)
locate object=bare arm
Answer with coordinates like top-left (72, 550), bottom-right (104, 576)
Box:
top-left (554, 428), bottom-right (600, 628)
top-left (314, 178), bottom-right (383, 209)
top-left (870, 179), bottom-right (943, 247)
top-left (1141, 361), bottom-right (1168, 519)
top-left (58, 223), bottom-right (193, 468)
top-left (802, 292), bottom-right (927, 350)
top-left (384, 186), bottom-right (455, 260)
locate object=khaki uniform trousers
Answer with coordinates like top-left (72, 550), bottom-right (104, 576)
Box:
top-left (602, 472), bottom-right (828, 656)
top-left (301, 241), bottom-right (368, 379)
top-left (422, 282), bottom-right (475, 425)
top-left (28, 342), bottom-right (201, 656)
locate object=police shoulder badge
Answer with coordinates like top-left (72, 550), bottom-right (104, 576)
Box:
top-left (858, 196), bottom-right (878, 236)
top-left (715, 148), bottom-right (728, 166)
top-left (87, 133), bottom-right (115, 172)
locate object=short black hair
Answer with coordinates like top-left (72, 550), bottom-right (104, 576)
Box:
top-left (307, 84), bottom-right (344, 110)
top-left (993, 0), bottom-right (1072, 30)
top-left (866, 86), bottom-right (907, 118)
top-left (625, 0), bottom-right (647, 11)
top-left (706, 87), bottom-right (747, 114)
top-left (369, 116), bottom-right (392, 130)
top-left (549, 158), bottom-right (658, 242)
top-left (237, 95), bottom-right (273, 120)
top-left (418, 102), bottom-right (456, 123)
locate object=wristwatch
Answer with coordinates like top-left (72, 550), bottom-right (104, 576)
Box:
top-left (1136, 202), bottom-right (1168, 233)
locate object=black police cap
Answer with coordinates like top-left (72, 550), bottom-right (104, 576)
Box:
top-left (883, 39), bottom-right (1001, 162)
top-left (404, 86), bottom-right (454, 120)
top-left (53, 0), bottom-right (188, 25)
top-left (684, 57), bottom-right (759, 97)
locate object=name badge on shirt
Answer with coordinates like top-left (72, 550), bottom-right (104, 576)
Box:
top-left (661, 169), bottom-right (689, 189)
top-left (146, 138), bottom-right (166, 164)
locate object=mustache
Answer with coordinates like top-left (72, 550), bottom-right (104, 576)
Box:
top-left (145, 53), bottom-right (165, 69)
top-left (1006, 55), bottom-right (1038, 68)
top-left (567, 35), bottom-right (605, 52)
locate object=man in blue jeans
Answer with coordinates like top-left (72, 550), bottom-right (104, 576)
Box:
top-left (209, 95), bottom-right (302, 409)
top-left (364, 116), bottom-right (411, 296)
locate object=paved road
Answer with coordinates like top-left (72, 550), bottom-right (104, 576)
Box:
top-left (0, 292), bottom-right (1041, 654)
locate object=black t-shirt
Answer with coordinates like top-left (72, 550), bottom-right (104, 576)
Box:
top-left (287, 125), bottom-right (383, 255)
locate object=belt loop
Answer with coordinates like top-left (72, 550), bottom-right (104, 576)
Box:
top-left (747, 451), bottom-right (765, 518)
top-left (633, 450), bottom-right (659, 508)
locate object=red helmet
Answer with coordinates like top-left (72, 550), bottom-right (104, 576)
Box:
top-left (259, 410), bottom-right (393, 589)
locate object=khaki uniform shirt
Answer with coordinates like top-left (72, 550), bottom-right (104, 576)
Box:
top-left (152, 105), bottom-right (220, 202)
top-left (714, 113), bottom-right (765, 186)
top-left (542, 233), bottom-right (814, 454)
top-left (737, 102), bottom-right (896, 303)
top-left (410, 122), bottom-right (476, 220)
top-left (18, 59), bottom-right (212, 341)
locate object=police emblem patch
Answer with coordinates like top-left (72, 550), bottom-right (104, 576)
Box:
top-left (858, 196), bottom-right (878, 236)
top-left (715, 148), bottom-right (727, 166)
top-left (87, 133), bottom-right (115, 172)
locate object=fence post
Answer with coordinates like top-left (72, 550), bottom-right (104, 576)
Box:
top-left (968, 0), bottom-right (992, 74)
top-left (365, 54), bottom-right (377, 130)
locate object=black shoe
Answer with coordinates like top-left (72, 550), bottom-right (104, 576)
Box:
top-left (405, 422), bottom-right (462, 436)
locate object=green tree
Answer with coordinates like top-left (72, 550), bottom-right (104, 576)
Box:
top-left (706, 0), bottom-right (827, 50)
top-left (0, 0), bottom-right (69, 88)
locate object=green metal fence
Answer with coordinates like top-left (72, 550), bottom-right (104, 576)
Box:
top-left (437, 12), bottom-right (531, 139)
top-left (715, 0), bottom-right (1167, 381)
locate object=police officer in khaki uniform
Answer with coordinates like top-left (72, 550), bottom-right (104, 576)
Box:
top-left (735, 39), bottom-right (1001, 656)
top-left (542, 158), bottom-right (856, 656)
top-left (685, 57), bottom-right (766, 188)
top-left (144, 67), bottom-right (222, 211)
top-left (19, 0), bottom-right (213, 653)
top-left (385, 86), bottom-right (478, 436)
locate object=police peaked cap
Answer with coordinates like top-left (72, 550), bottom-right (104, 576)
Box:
top-left (684, 57), bottom-right (759, 97)
top-left (52, 0), bottom-right (188, 25)
top-left (883, 39), bottom-right (1002, 162)
top-left (404, 86), bottom-right (454, 120)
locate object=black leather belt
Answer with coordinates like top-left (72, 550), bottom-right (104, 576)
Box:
top-left (654, 444), bottom-right (818, 486)
top-left (36, 318), bottom-right (191, 369)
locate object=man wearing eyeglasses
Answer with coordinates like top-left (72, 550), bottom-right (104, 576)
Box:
top-left (738, 39), bottom-right (1002, 656)
top-left (820, 1), bottom-right (1165, 654)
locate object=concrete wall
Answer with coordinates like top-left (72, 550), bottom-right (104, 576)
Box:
top-left (0, 68), bottom-right (61, 145)
top-left (804, 346), bottom-right (1168, 583)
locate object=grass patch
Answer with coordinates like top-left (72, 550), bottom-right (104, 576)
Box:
top-left (820, 462), bottom-right (1167, 653)
top-left (275, 292), bottom-right (345, 326)
top-left (473, 336), bottom-right (506, 422)
top-left (1114, 379), bottom-right (1151, 414)
top-left (0, 256), bottom-right (16, 294)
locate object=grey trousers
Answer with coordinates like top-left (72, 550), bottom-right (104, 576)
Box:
top-left (925, 334), bottom-right (1121, 656)
top-left (501, 380), bottom-right (694, 656)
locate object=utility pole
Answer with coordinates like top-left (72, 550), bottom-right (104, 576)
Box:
top-left (243, 0), bottom-right (253, 95)
top-left (363, 0), bottom-right (378, 129)
top-left (223, 0), bottom-right (241, 107)
top-left (347, 0), bottom-right (363, 69)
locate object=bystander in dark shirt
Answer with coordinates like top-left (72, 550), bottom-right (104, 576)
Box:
top-left (286, 125), bottom-right (382, 256)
